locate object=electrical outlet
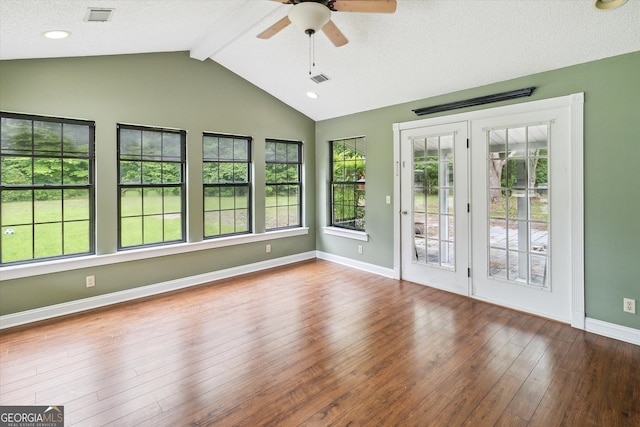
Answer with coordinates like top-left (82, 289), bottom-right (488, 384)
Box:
top-left (623, 298), bottom-right (636, 314)
top-left (358, 245), bottom-right (363, 254)
top-left (86, 275), bottom-right (95, 288)
top-left (266, 244), bottom-right (271, 253)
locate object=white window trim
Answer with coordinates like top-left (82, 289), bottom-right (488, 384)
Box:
top-left (323, 226), bottom-right (369, 241)
top-left (0, 227), bottom-right (309, 280)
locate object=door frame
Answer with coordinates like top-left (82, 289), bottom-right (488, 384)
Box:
top-left (392, 92), bottom-right (585, 329)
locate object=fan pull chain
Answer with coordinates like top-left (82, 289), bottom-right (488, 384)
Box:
top-left (308, 30), bottom-right (316, 75)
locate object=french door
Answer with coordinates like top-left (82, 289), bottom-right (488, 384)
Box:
top-left (470, 107), bottom-right (573, 322)
top-left (396, 94), bottom-right (583, 324)
top-left (400, 121), bottom-right (469, 295)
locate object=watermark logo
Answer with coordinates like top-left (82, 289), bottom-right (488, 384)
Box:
top-left (0, 406), bottom-right (64, 427)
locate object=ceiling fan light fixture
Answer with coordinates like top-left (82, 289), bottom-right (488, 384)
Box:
top-left (288, 2), bottom-right (331, 34)
top-left (593, 0), bottom-right (628, 10)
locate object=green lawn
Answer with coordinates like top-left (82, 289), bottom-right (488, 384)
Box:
top-left (2, 194), bottom-right (300, 263)
top-left (1, 198), bottom-right (90, 262)
top-left (413, 193), bottom-right (547, 222)
top-left (489, 194), bottom-right (548, 222)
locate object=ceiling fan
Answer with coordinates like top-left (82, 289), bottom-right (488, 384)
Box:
top-left (257, 0), bottom-right (397, 47)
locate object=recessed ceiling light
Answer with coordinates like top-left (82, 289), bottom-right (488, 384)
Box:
top-left (43, 30), bottom-right (71, 39)
top-left (593, 0), bottom-right (628, 11)
top-left (306, 91), bottom-right (319, 99)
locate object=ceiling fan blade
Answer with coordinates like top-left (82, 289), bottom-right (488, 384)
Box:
top-left (257, 15), bottom-right (291, 39)
top-left (332, 0), bottom-right (397, 13)
top-left (322, 20), bottom-right (348, 47)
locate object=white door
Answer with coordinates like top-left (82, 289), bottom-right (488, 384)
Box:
top-left (396, 93), bottom-right (583, 325)
top-left (400, 121), bottom-right (469, 295)
top-left (470, 106), bottom-right (573, 322)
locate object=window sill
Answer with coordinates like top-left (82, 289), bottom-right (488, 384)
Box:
top-left (0, 227), bottom-right (309, 280)
top-left (322, 226), bottom-right (369, 242)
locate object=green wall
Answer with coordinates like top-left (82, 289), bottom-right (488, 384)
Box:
top-left (0, 51), bottom-right (316, 314)
top-left (316, 51), bottom-right (640, 330)
top-left (1, 50), bottom-right (639, 331)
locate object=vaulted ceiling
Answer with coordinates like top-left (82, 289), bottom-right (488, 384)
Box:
top-left (1, 0), bottom-right (639, 120)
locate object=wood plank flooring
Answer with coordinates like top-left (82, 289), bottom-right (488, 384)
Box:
top-left (1, 259), bottom-right (638, 426)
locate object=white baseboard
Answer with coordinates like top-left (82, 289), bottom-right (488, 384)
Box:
top-left (0, 251), bottom-right (316, 330)
top-left (585, 317), bottom-right (640, 346)
top-left (315, 251), bottom-right (396, 278)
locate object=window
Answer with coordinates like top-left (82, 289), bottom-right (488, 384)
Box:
top-left (117, 124), bottom-right (185, 249)
top-left (265, 139), bottom-right (302, 230)
top-left (330, 136), bottom-right (366, 231)
top-left (1, 112), bottom-right (95, 265)
top-left (203, 133), bottom-right (251, 238)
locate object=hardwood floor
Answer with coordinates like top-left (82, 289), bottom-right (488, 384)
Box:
top-left (1, 259), bottom-right (638, 426)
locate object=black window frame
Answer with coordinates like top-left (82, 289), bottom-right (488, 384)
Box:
top-left (330, 136), bottom-right (366, 232)
top-left (202, 132), bottom-right (253, 239)
top-left (116, 123), bottom-right (186, 250)
top-left (265, 139), bottom-right (303, 231)
top-left (0, 111), bottom-right (96, 266)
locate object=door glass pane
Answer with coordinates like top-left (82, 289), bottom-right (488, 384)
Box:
top-left (441, 242), bottom-right (454, 269)
top-left (507, 127), bottom-right (526, 158)
top-left (446, 189), bottom-right (455, 214)
top-left (444, 214), bottom-right (455, 241)
top-left (490, 248), bottom-right (507, 280)
top-left (530, 222), bottom-right (548, 254)
top-left (510, 159), bottom-right (528, 190)
top-left (508, 250), bottom-right (524, 281)
top-left (530, 254), bottom-right (548, 286)
top-left (426, 239), bottom-right (439, 263)
top-left (490, 219), bottom-right (507, 249)
top-left (487, 124), bottom-right (550, 288)
top-left (528, 125), bottom-right (548, 153)
top-left (426, 214), bottom-right (439, 238)
top-left (508, 221), bottom-right (523, 250)
top-left (426, 187), bottom-right (438, 213)
top-left (412, 134), bottom-right (455, 269)
top-left (440, 135), bottom-right (454, 160)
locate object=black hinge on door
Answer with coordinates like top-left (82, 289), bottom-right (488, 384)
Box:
top-left (468, 268), bottom-right (471, 277)
top-left (467, 138), bottom-right (469, 148)
top-left (467, 203), bottom-right (470, 213)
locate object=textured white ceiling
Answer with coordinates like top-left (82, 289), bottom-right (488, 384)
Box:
top-left (1, 0), bottom-right (639, 120)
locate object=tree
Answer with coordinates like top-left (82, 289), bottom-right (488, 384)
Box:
top-left (489, 152), bottom-right (508, 202)
top-left (1, 120), bottom-right (90, 201)
top-left (332, 142), bottom-right (366, 227)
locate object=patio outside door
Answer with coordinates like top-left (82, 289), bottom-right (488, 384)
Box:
top-left (396, 94), bottom-right (583, 324)
top-left (400, 121), bottom-right (469, 295)
top-left (470, 106), bottom-right (574, 322)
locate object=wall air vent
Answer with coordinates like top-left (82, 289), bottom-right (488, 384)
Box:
top-left (85, 8), bottom-right (114, 22)
top-left (310, 73), bottom-right (330, 84)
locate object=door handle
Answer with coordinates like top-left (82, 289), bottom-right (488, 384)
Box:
top-left (401, 210), bottom-right (408, 215)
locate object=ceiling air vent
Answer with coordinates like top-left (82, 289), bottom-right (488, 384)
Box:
top-left (85, 8), bottom-right (114, 22)
top-left (310, 73), bottom-right (330, 84)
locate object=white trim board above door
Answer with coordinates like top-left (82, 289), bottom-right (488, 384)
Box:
top-left (393, 93), bottom-right (584, 328)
